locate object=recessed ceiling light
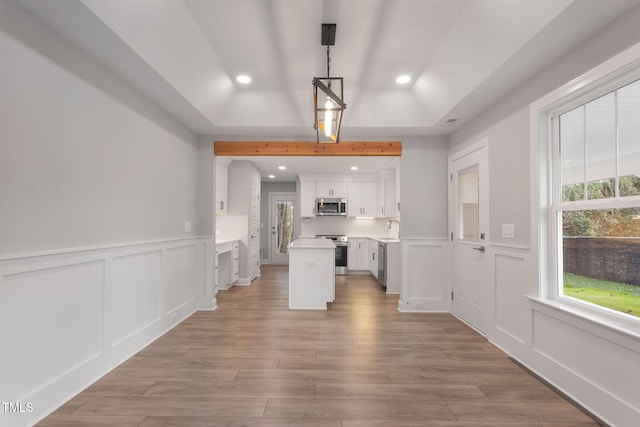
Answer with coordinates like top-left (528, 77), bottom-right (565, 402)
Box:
top-left (350, 166), bottom-right (358, 171)
top-left (278, 165), bottom-right (286, 170)
top-left (268, 174), bottom-right (275, 179)
top-left (396, 75), bottom-right (411, 84)
top-left (236, 75), bottom-right (252, 84)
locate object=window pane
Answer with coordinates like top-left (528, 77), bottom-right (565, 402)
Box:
top-left (618, 79), bottom-right (640, 197)
top-left (587, 178), bottom-right (616, 200)
top-left (276, 201), bottom-right (294, 255)
top-left (620, 175), bottom-right (640, 198)
top-left (458, 167), bottom-right (479, 241)
top-left (563, 208), bottom-right (640, 237)
top-left (560, 106), bottom-right (585, 202)
top-left (585, 93), bottom-right (616, 199)
top-left (562, 208), bottom-right (640, 317)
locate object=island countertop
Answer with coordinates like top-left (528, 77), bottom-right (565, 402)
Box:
top-left (288, 238), bottom-right (336, 249)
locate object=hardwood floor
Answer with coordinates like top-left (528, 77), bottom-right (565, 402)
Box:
top-left (38, 265), bottom-right (598, 426)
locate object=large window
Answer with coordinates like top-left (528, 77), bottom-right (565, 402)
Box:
top-left (551, 76), bottom-right (640, 320)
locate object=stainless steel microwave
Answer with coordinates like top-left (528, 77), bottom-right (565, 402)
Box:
top-left (315, 198), bottom-right (347, 216)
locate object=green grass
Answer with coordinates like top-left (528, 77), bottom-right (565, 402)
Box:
top-left (563, 273), bottom-right (640, 318)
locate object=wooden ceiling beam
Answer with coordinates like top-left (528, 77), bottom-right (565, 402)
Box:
top-left (214, 141), bottom-right (401, 156)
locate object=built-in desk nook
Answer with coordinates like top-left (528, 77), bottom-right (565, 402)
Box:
top-left (287, 238), bottom-right (335, 309)
top-left (215, 239), bottom-right (239, 291)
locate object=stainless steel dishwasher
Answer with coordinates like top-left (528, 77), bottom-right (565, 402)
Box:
top-left (377, 241), bottom-right (386, 289)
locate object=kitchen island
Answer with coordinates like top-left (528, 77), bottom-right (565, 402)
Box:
top-left (288, 238), bottom-right (335, 309)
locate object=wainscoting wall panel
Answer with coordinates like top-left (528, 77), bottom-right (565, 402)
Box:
top-left (530, 305), bottom-right (640, 423)
top-left (107, 251), bottom-right (162, 346)
top-left (164, 244), bottom-right (197, 316)
top-left (0, 236), bottom-right (214, 427)
top-left (494, 251), bottom-right (527, 345)
top-left (485, 243), bottom-right (640, 425)
top-left (0, 260), bottom-right (105, 403)
top-left (399, 238), bottom-right (451, 312)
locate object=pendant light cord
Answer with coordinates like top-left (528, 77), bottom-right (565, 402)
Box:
top-left (326, 45), bottom-right (332, 90)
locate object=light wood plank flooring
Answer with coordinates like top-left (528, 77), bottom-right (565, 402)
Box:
top-left (38, 265), bottom-right (598, 426)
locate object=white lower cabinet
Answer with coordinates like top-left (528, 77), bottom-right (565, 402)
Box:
top-left (216, 240), bottom-right (240, 291)
top-left (348, 237), bottom-right (401, 294)
top-left (232, 241), bottom-right (239, 283)
top-left (369, 243), bottom-right (378, 279)
top-left (347, 238), bottom-right (369, 271)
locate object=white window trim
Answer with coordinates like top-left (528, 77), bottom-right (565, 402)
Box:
top-left (530, 41), bottom-right (640, 338)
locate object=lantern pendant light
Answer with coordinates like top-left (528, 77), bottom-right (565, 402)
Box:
top-left (313, 23), bottom-right (346, 143)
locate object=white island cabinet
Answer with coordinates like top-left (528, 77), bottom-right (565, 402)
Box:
top-left (288, 238), bottom-right (335, 309)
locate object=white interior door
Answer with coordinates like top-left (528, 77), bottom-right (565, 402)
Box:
top-left (449, 140), bottom-right (489, 334)
top-left (270, 193), bottom-right (296, 264)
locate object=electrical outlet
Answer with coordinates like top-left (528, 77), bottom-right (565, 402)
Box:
top-left (501, 223), bottom-right (515, 238)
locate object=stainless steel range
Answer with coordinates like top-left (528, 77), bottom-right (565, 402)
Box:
top-left (316, 235), bottom-right (348, 275)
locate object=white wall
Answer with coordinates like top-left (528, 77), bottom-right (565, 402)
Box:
top-left (399, 137), bottom-right (449, 239)
top-left (0, 3), bottom-right (214, 425)
top-left (197, 137), bottom-right (214, 236)
top-left (448, 5), bottom-right (640, 426)
top-left (0, 0), bottom-right (205, 256)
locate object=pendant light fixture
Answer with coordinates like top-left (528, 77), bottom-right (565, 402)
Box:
top-left (313, 23), bottom-right (346, 143)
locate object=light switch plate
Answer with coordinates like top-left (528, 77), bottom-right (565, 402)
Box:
top-left (501, 223), bottom-right (515, 238)
top-left (184, 221), bottom-right (192, 233)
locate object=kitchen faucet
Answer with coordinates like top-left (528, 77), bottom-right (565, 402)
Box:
top-left (387, 219), bottom-right (400, 238)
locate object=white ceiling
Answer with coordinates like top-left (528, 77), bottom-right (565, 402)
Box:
top-left (15, 0), bottom-right (640, 179)
top-left (229, 156), bottom-right (398, 182)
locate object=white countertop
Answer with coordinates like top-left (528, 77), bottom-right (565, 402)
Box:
top-left (296, 236), bottom-right (400, 244)
top-left (215, 238), bottom-right (239, 245)
top-left (289, 238), bottom-right (336, 249)
top-left (351, 236), bottom-right (401, 243)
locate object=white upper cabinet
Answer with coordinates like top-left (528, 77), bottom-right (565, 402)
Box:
top-left (347, 180), bottom-right (377, 217)
top-left (377, 169), bottom-right (397, 218)
top-left (215, 157), bottom-right (231, 215)
top-left (299, 173), bottom-right (389, 218)
top-left (299, 179), bottom-right (316, 217)
top-left (316, 181), bottom-right (347, 198)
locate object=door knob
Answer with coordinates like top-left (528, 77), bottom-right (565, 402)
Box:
top-left (472, 246), bottom-right (486, 253)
